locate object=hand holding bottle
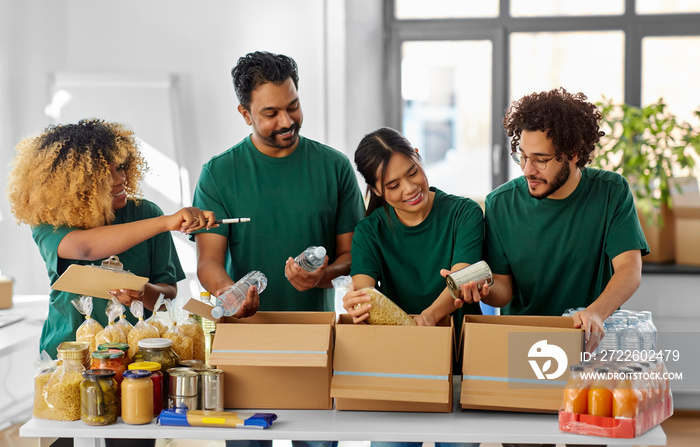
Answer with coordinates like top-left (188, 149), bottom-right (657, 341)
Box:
top-left (285, 246), bottom-right (328, 292)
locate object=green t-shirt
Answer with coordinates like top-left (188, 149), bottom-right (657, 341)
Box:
top-left (484, 168), bottom-right (649, 316)
top-left (351, 187), bottom-right (484, 318)
top-left (191, 135), bottom-right (365, 311)
top-left (32, 199), bottom-right (185, 358)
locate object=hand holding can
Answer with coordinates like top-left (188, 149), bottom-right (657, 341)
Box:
top-left (445, 261), bottom-right (493, 300)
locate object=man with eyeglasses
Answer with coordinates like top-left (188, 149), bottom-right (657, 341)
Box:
top-left (454, 88), bottom-right (649, 357)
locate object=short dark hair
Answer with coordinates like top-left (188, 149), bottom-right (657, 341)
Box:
top-left (503, 87), bottom-right (604, 167)
top-left (231, 51), bottom-right (299, 110)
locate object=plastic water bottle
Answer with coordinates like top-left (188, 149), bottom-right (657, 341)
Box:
top-left (295, 246), bottom-right (326, 272)
top-left (211, 271), bottom-right (267, 319)
top-left (620, 315), bottom-right (644, 352)
top-left (637, 311), bottom-right (657, 351)
top-left (598, 316), bottom-right (620, 352)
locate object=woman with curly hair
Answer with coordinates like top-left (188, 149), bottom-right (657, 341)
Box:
top-left (6, 119), bottom-right (215, 359)
top-left (453, 88), bottom-right (648, 355)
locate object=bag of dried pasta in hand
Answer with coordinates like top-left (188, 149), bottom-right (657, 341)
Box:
top-left (355, 287), bottom-right (416, 326)
top-left (93, 297), bottom-right (128, 351)
top-left (145, 294), bottom-right (169, 336)
top-left (179, 311), bottom-right (206, 362)
top-left (72, 296), bottom-right (104, 349)
top-left (113, 299), bottom-right (133, 339)
top-left (127, 299), bottom-right (160, 361)
top-left (163, 299), bottom-right (194, 361)
top-left (33, 350), bottom-right (84, 421)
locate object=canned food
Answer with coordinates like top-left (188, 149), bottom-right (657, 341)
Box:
top-left (179, 359), bottom-right (204, 368)
top-left (168, 369), bottom-right (199, 397)
top-left (200, 368), bottom-right (224, 411)
top-left (168, 395), bottom-right (198, 411)
top-left (445, 261), bottom-right (493, 299)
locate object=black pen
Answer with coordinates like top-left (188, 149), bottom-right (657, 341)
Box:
top-left (214, 217), bottom-right (251, 224)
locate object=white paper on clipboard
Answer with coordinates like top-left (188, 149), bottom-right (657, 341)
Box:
top-left (51, 264), bottom-right (149, 299)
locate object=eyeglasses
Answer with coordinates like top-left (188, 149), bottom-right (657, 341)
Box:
top-left (510, 151), bottom-right (556, 171)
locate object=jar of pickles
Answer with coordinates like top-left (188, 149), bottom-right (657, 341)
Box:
top-left (90, 349), bottom-right (126, 385)
top-left (128, 361), bottom-right (164, 416)
top-left (121, 370), bottom-right (154, 424)
top-left (80, 369), bottom-right (118, 426)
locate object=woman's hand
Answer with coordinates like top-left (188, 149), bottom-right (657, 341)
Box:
top-left (108, 286), bottom-right (144, 307)
top-left (164, 207), bottom-right (217, 234)
top-left (342, 288), bottom-right (371, 324)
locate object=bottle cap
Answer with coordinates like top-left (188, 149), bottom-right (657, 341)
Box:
top-left (129, 361), bottom-right (162, 372)
top-left (123, 369), bottom-right (152, 380)
top-left (313, 246), bottom-right (327, 259)
top-left (211, 306), bottom-right (224, 319)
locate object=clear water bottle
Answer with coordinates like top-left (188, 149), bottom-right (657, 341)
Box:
top-left (211, 271), bottom-right (267, 319)
top-left (598, 316), bottom-right (620, 352)
top-left (620, 315), bottom-right (644, 352)
top-left (295, 246), bottom-right (326, 272)
top-left (637, 311), bottom-right (657, 351)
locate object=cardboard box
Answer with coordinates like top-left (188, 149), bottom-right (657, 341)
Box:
top-left (0, 276), bottom-right (12, 309)
top-left (638, 205), bottom-right (675, 264)
top-left (183, 298), bottom-right (335, 410)
top-left (331, 314), bottom-right (454, 412)
top-left (669, 176), bottom-right (700, 266)
top-left (460, 315), bottom-right (584, 413)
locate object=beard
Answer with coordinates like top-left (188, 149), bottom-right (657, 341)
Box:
top-left (257, 122), bottom-right (301, 149)
top-left (528, 160), bottom-right (571, 200)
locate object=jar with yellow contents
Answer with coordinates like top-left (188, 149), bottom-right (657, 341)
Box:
top-left (121, 369), bottom-right (154, 424)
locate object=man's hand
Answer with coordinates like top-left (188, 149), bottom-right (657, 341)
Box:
top-left (573, 309), bottom-right (605, 353)
top-left (440, 268), bottom-right (490, 308)
top-left (284, 256), bottom-right (328, 291)
top-left (214, 284), bottom-right (260, 318)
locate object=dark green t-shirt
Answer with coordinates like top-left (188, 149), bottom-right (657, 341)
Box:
top-left (32, 199), bottom-right (185, 358)
top-left (191, 135), bottom-right (365, 311)
top-left (484, 168), bottom-right (649, 316)
top-left (351, 187), bottom-right (484, 318)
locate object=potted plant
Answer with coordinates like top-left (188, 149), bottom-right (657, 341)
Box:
top-left (591, 98), bottom-right (700, 263)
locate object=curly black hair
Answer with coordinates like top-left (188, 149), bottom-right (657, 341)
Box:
top-left (231, 51), bottom-right (299, 110)
top-left (503, 88), bottom-right (604, 167)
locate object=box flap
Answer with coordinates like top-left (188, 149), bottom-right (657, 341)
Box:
top-left (183, 297), bottom-right (221, 323)
top-left (331, 373), bottom-right (450, 404)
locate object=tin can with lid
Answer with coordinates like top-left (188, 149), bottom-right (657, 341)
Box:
top-left (57, 341), bottom-right (91, 369)
top-left (168, 368), bottom-right (199, 407)
top-left (445, 260), bottom-right (493, 299)
top-left (200, 368), bottom-right (224, 411)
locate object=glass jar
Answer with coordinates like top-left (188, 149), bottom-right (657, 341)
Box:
top-left (98, 342), bottom-right (130, 368)
top-left (129, 361), bottom-right (164, 416)
top-left (90, 349), bottom-right (126, 385)
top-left (121, 369), bottom-right (154, 424)
top-left (132, 338), bottom-right (179, 410)
top-left (80, 369), bottom-right (118, 425)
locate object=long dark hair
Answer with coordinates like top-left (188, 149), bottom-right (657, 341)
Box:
top-left (354, 127), bottom-right (423, 216)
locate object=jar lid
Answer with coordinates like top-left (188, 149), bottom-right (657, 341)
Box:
top-left (129, 361), bottom-right (162, 372)
top-left (91, 349), bottom-right (125, 359)
top-left (82, 368), bottom-right (116, 379)
top-left (98, 342), bottom-right (129, 352)
top-left (138, 338), bottom-right (173, 348)
top-left (123, 369), bottom-right (152, 380)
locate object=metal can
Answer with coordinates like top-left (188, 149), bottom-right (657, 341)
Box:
top-left (167, 368), bottom-right (199, 410)
top-left (168, 395), bottom-right (198, 411)
top-left (200, 368), bottom-right (224, 411)
top-left (445, 260), bottom-right (493, 299)
top-left (179, 359), bottom-right (204, 368)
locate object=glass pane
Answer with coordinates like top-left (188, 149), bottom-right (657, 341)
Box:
top-left (637, 0), bottom-right (700, 14)
top-left (510, 0), bottom-right (624, 16)
top-left (395, 0), bottom-right (499, 19)
top-left (402, 40), bottom-right (493, 199)
top-left (509, 31), bottom-right (624, 179)
top-left (643, 36), bottom-right (700, 128)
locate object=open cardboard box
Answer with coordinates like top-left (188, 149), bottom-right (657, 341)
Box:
top-left (460, 315), bottom-right (584, 413)
top-left (669, 176), bottom-right (700, 266)
top-left (0, 276), bottom-right (12, 309)
top-left (183, 298), bottom-right (335, 410)
top-left (331, 314), bottom-right (454, 412)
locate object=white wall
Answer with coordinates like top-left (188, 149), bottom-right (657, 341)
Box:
top-left (0, 0), bottom-right (384, 295)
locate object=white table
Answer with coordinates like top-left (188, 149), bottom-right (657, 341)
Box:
top-left (20, 398), bottom-right (666, 446)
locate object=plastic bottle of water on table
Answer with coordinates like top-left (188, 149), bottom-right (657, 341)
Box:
top-left (295, 246), bottom-right (326, 272)
top-left (211, 271), bottom-right (267, 319)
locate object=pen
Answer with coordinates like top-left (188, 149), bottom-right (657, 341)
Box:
top-left (215, 218), bottom-right (251, 224)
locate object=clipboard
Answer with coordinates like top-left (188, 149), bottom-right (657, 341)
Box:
top-left (51, 263), bottom-right (148, 299)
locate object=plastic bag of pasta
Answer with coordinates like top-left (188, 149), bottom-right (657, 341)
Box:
top-left (162, 299), bottom-right (194, 361)
top-left (34, 351), bottom-right (84, 421)
top-left (93, 298), bottom-right (127, 351)
top-left (127, 299), bottom-right (160, 361)
top-left (179, 312), bottom-right (206, 362)
top-left (354, 287), bottom-right (416, 326)
top-left (113, 300), bottom-right (133, 339)
top-left (145, 294), bottom-right (169, 336)
top-left (72, 296), bottom-right (104, 349)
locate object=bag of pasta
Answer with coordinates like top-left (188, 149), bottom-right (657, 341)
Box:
top-left (145, 294), bottom-right (169, 336)
top-left (355, 287), bottom-right (416, 326)
top-left (93, 298), bottom-right (127, 351)
top-left (33, 350), bottom-right (84, 421)
top-left (179, 311), bottom-right (206, 362)
top-left (162, 299), bottom-right (194, 361)
top-left (72, 296), bottom-right (104, 349)
top-left (113, 300), bottom-right (133, 339)
top-left (127, 299), bottom-right (160, 361)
